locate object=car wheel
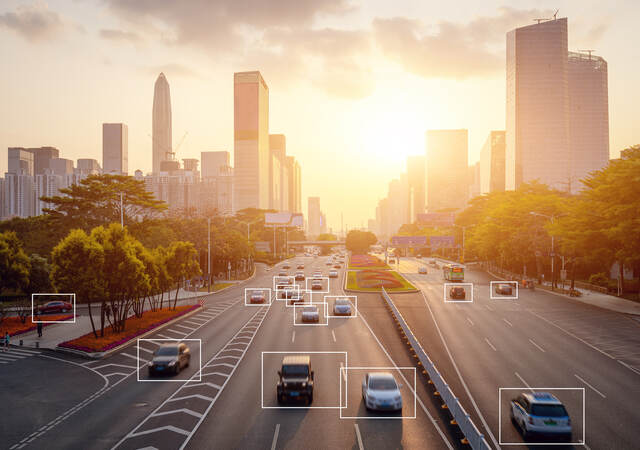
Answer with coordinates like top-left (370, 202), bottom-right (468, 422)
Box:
top-left (521, 423), bottom-right (530, 440)
top-left (307, 393), bottom-right (313, 405)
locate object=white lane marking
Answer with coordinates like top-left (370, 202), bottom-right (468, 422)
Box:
top-left (120, 352), bottom-right (143, 362)
top-left (485, 304), bottom-right (494, 312)
top-left (174, 324), bottom-right (195, 331)
top-left (291, 331), bottom-right (295, 343)
top-left (617, 360), bottom-right (640, 376)
top-left (354, 423), bottom-right (364, 450)
top-left (485, 338), bottom-right (497, 352)
top-left (166, 329), bottom-right (188, 336)
top-left (331, 330), bottom-right (337, 342)
top-left (503, 318), bottom-right (513, 327)
top-left (528, 339), bottom-right (546, 353)
top-left (271, 423), bottom-right (280, 450)
top-left (155, 333), bottom-right (174, 339)
top-left (574, 374), bottom-right (606, 398)
top-left (466, 317), bottom-right (474, 326)
top-left (340, 362), bottom-right (347, 383)
top-left (417, 291), bottom-right (499, 449)
top-left (137, 346), bottom-right (154, 354)
top-left (527, 310), bottom-right (615, 360)
top-left (514, 372), bottom-right (533, 391)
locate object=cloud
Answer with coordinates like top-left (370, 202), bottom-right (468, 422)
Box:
top-left (0, 2), bottom-right (65, 42)
top-left (99, 28), bottom-right (143, 43)
top-left (373, 7), bottom-right (553, 79)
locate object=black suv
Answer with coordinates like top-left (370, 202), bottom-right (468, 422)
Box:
top-left (277, 355), bottom-right (314, 404)
top-left (449, 286), bottom-right (466, 299)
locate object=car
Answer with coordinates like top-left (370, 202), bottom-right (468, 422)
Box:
top-left (333, 298), bottom-right (352, 316)
top-left (329, 269), bottom-right (338, 278)
top-left (429, 259), bottom-right (437, 267)
top-left (37, 301), bottom-right (73, 314)
top-left (313, 271), bottom-right (322, 277)
top-left (495, 283), bottom-right (513, 295)
top-left (278, 270), bottom-right (288, 277)
top-left (280, 287), bottom-right (298, 299)
top-left (288, 292), bottom-right (306, 305)
top-left (277, 355), bottom-right (314, 404)
top-left (148, 343), bottom-right (191, 376)
top-left (282, 263), bottom-right (291, 269)
top-left (249, 290), bottom-right (266, 304)
top-left (295, 271), bottom-right (305, 281)
top-left (275, 276), bottom-right (292, 285)
top-left (418, 266), bottom-right (428, 274)
top-left (326, 261), bottom-right (333, 265)
top-left (449, 286), bottom-right (466, 299)
top-left (311, 279), bottom-right (323, 290)
top-left (301, 305), bottom-right (320, 322)
top-left (388, 257), bottom-right (396, 264)
top-left (333, 263), bottom-right (341, 269)
top-left (297, 264), bottom-right (305, 269)
top-left (510, 392), bottom-right (572, 441)
top-left (362, 372), bottom-right (403, 411)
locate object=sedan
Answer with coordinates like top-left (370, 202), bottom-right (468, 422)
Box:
top-left (333, 298), bottom-right (352, 316)
top-left (495, 283), bottom-right (513, 295)
top-left (288, 292), bottom-right (306, 305)
top-left (148, 343), bottom-right (190, 376)
top-left (295, 271), bottom-right (305, 281)
top-left (37, 301), bottom-right (73, 314)
top-left (249, 290), bottom-right (266, 304)
top-left (418, 266), bottom-right (428, 274)
top-left (329, 269), bottom-right (338, 278)
top-left (301, 305), bottom-right (319, 323)
top-left (311, 280), bottom-right (323, 290)
top-left (362, 372), bottom-right (403, 411)
top-left (449, 286), bottom-right (466, 300)
top-left (278, 271), bottom-right (288, 277)
top-left (282, 263), bottom-right (291, 269)
top-left (297, 264), bottom-right (305, 269)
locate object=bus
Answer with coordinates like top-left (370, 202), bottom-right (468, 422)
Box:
top-left (442, 263), bottom-right (464, 282)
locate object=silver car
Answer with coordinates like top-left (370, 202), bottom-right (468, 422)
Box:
top-left (301, 305), bottom-right (319, 322)
top-left (333, 298), bottom-right (352, 316)
top-left (362, 372), bottom-right (403, 411)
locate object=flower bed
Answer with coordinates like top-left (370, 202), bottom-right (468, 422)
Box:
top-left (0, 314), bottom-right (74, 337)
top-left (59, 304), bottom-right (199, 353)
top-left (348, 254), bottom-right (391, 270)
top-left (346, 270), bottom-right (416, 292)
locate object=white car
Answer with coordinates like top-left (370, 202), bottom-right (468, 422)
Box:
top-left (362, 372), bottom-right (403, 411)
top-left (418, 266), bottom-right (428, 274)
top-left (301, 305), bottom-right (319, 322)
top-left (510, 392), bottom-right (572, 441)
top-left (311, 279), bottom-right (323, 290)
top-left (329, 269), bottom-right (338, 278)
top-left (333, 298), bottom-right (352, 316)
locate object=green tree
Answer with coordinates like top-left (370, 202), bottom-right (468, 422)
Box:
top-left (346, 230), bottom-right (377, 254)
top-left (166, 241), bottom-right (201, 309)
top-left (27, 254), bottom-right (52, 294)
top-left (317, 233), bottom-right (337, 241)
top-left (0, 231), bottom-right (30, 294)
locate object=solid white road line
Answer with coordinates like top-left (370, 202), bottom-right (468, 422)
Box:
top-left (354, 424), bottom-right (364, 450)
top-left (485, 305), bottom-right (494, 312)
top-left (574, 374), bottom-right (606, 398)
top-left (618, 360), bottom-right (640, 376)
top-left (514, 372), bottom-right (533, 391)
top-left (485, 338), bottom-right (497, 352)
top-left (528, 338), bottom-right (546, 353)
top-left (503, 318), bottom-right (513, 327)
top-left (331, 330), bottom-right (337, 342)
top-left (466, 317), bottom-right (474, 326)
top-left (271, 424), bottom-right (280, 450)
top-left (291, 331), bottom-right (295, 343)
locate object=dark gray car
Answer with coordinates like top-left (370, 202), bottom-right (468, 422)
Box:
top-left (148, 343), bottom-right (191, 376)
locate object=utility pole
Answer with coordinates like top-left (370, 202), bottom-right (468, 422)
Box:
top-left (207, 217), bottom-right (211, 293)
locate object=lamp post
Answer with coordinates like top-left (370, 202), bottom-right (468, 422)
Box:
top-left (207, 217), bottom-right (211, 293)
top-left (530, 212), bottom-right (559, 289)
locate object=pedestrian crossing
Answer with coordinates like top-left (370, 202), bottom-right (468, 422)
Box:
top-left (0, 346), bottom-right (41, 364)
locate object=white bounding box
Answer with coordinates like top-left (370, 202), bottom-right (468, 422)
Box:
top-left (443, 282), bottom-right (474, 303)
top-left (245, 287), bottom-right (272, 306)
top-left (490, 281), bottom-right (518, 300)
top-left (325, 295), bottom-right (358, 319)
top-left (31, 293), bottom-right (76, 323)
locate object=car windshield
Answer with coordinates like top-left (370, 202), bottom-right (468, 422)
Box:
top-left (369, 377), bottom-right (397, 390)
top-left (282, 364), bottom-right (309, 376)
top-left (336, 299), bottom-right (349, 305)
top-left (531, 404), bottom-right (568, 417)
top-left (303, 307), bottom-right (317, 312)
top-left (155, 347), bottom-right (178, 356)
top-left (252, 291), bottom-right (263, 296)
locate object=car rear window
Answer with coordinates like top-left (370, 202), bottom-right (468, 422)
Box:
top-left (531, 404), bottom-right (568, 417)
top-left (156, 347), bottom-right (179, 356)
top-left (369, 378), bottom-right (397, 390)
top-left (282, 364), bottom-right (309, 376)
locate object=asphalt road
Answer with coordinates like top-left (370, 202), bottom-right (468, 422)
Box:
top-left (2, 255), bottom-right (457, 450)
top-left (396, 257), bottom-right (640, 449)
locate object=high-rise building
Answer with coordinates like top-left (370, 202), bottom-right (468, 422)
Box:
top-left (35, 169), bottom-right (62, 215)
top-left (406, 155), bottom-right (425, 222)
top-left (201, 151), bottom-right (230, 179)
top-left (468, 162), bottom-right (481, 200)
top-left (308, 197), bottom-right (322, 237)
top-left (8, 148), bottom-right (34, 176)
top-left (269, 134), bottom-right (288, 211)
top-left (568, 51), bottom-right (609, 192)
top-left (286, 156), bottom-right (302, 213)
top-left (506, 18), bottom-right (570, 191)
top-left (152, 73), bottom-right (172, 174)
top-left (49, 158), bottom-right (74, 176)
top-left (234, 71), bottom-right (270, 211)
top-left (387, 175), bottom-right (410, 235)
top-left (102, 123), bottom-right (128, 175)
top-left (30, 147), bottom-right (60, 175)
top-left (2, 171), bottom-right (34, 218)
top-left (76, 158), bottom-right (101, 177)
top-left (480, 130), bottom-right (506, 194)
top-left (425, 129), bottom-right (469, 211)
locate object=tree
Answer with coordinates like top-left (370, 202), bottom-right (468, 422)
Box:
top-left (0, 231), bottom-right (30, 294)
top-left (166, 241), bottom-right (201, 309)
top-left (317, 233), bottom-right (337, 241)
top-left (27, 254), bottom-right (52, 295)
top-left (346, 230), bottom-right (377, 254)
top-left (42, 174), bottom-right (167, 231)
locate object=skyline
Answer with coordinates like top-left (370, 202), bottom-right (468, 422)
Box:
top-left (1, 1), bottom-right (639, 230)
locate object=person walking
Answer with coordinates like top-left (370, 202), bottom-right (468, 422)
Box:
top-left (37, 321), bottom-right (43, 338)
top-left (3, 332), bottom-right (9, 352)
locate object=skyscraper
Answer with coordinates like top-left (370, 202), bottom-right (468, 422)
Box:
top-left (425, 129), bottom-right (469, 211)
top-left (506, 18), bottom-right (570, 191)
top-left (102, 123), bottom-right (128, 175)
top-left (269, 134), bottom-right (288, 211)
top-left (480, 130), bottom-right (506, 194)
top-left (568, 51), bottom-right (609, 192)
top-left (234, 71), bottom-right (270, 211)
top-left (8, 148), bottom-right (34, 176)
top-left (308, 197), bottom-right (322, 237)
top-left (201, 151), bottom-right (230, 179)
top-left (152, 73), bottom-right (172, 174)
top-left (406, 155), bottom-right (425, 222)
top-left (286, 156), bottom-right (302, 213)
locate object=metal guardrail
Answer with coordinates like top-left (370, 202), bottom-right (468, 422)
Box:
top-left (381, 287), bottom-right (491, 450)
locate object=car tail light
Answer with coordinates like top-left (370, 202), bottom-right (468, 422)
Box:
top-left (528, 417), bottom-right (534, 425)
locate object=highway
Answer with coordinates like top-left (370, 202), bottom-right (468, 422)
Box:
top-left (395, 257), bottom-right (640, 449)
top-left (2, 255), bottom-right (459, 450)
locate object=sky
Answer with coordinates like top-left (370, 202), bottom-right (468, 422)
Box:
top-left (1, 0), bottom-right (638, 232)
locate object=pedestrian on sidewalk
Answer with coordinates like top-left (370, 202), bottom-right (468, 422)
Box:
top-left (37, 321), bottom-right (43, 338)
top-left (3, 332), bottom-right (9, 351)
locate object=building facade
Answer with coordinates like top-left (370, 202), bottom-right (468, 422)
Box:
top-left (406, 155), bottom-right (425, 222)
top-left (480, 130), bottom-right (506, 194)
top-left (102, 123), bottom-right (128, 175)
top-left (152, 73), bottom-right (172, 174)
top-left (425, 129), bottom-right (469, 211)
top-left (307, 197), bottom-right (322, 237)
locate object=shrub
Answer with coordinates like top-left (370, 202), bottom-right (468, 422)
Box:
top-left (588, 272), bottom-right (609, 287)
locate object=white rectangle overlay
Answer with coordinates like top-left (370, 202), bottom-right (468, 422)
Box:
top-left (443, 282), bottom-right (474, 303)
top-left (490, 281), bottom-right (519, 300)
top-left (31, 293), bottom-right (76, 323)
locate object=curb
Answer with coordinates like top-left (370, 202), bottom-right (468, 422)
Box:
top-left (54, 305), bottom-right (204, 360)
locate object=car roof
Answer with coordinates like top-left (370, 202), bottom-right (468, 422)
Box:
top-left (283, 355), bottom-right (310, 365)
top-left (522, 392), bottom-right (562, 405)
top-left (158, 343), bottom-right (180, 349)
top-left (368, 372), bottom-right (396, 381)
top-left (303, 306), bottom-right (317, 311)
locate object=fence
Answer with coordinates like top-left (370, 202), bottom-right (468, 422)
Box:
top-left (381, 287), bottom-right (491, 450)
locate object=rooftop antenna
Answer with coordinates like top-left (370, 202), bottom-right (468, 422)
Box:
top-left (534, 9), bottom-right (558, 24)
top-left (553, 9), bottom-right (559, 20)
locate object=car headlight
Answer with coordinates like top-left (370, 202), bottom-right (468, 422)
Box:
top-left (283, 382), bottom-right (288, 387)
top-left (148, 362), bottom-right (154, 367)
top-left (301, 382), bottom-right (307, 387)
top-left (168, 361), bottom-right (177, 366)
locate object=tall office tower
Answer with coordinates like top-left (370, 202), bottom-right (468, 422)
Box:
top-left (568, 51), bottom-right (609, 192)
top-left (387, 175), bottom-right (410, 235)
top-left (425, 129), bottom-right (469, 211)
top-left (286, 156), bottom-right (302, 214)
top-left (468, 162), bottom-right (481, 200)
top-left (480, 130), bottom-right (506, 194)
top-left (269, 134), bottom-right (288, 211)
top-left (201, 151), bottom-right (230, 179)
top-left (29, 147), bottom-right (60, 175)
top-left (506, 18), bottom-right (570, 191)
top-left (35, 169), bottom-right (62, 215)
top-left (76, 159), bottom-right (101, 175)
top-left (102, 123), bottom-right (128, 175)
top-left (2, 171), bottom-right (34, 218)
top-left (8, 148), bottom-right (34, 175)
top-left (152, 73), bottom-right (172, 174)
top-left (234, 71), bottom-right (270, 211)
top-left (308, 197), bottom-right (322, 237)
top-left (406, 155), bottom-right (425, 222)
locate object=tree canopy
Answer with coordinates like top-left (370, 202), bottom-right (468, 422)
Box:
top-left (346, 230), bottom-right (377, 254)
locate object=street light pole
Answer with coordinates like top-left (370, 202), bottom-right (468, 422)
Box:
top-left (207, 217), bottom-right (211, 293)
top-left (530, 212), bottom-right (558, 289)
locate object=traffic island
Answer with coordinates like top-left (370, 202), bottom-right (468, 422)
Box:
top-left (345, 269), bottom-right (418, 293)
top-left (0, 314), bottom-right (74, 337)
top-left (347, 254), bottom-right (391, 270)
